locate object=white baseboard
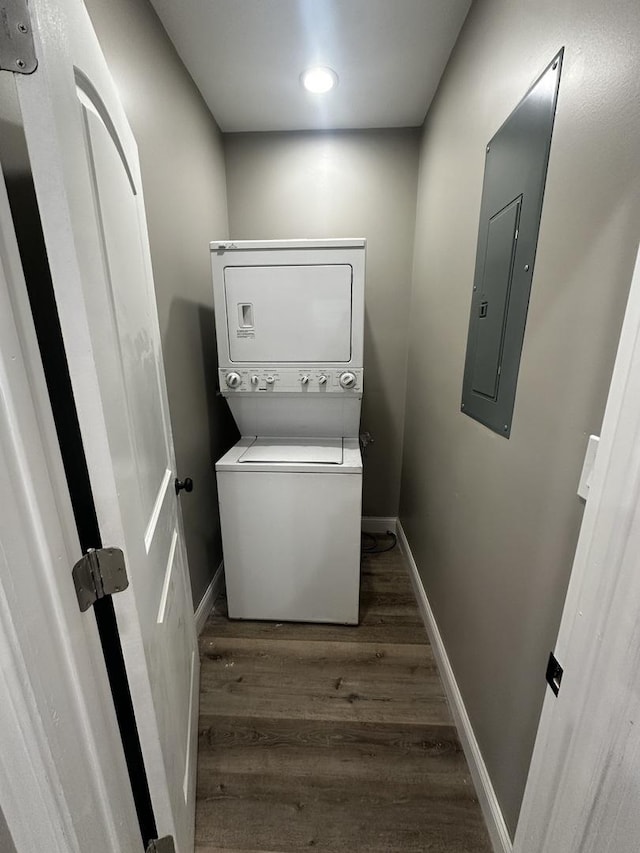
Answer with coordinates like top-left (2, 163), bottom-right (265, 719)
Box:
top-left (194, 560), bottom-right (224, 635)
top-left (361, 516), bottom-right (398, 534)
top-left (397, 522), bottom-right (512, 853)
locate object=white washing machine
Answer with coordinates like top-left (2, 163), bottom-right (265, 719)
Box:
top-left (211, 239), bottom-right (366, 624)
top-left (216, 437), bottom-right (361, 624)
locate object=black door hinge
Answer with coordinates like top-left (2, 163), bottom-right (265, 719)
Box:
top-left (546, 651), bottom-right (564, 696)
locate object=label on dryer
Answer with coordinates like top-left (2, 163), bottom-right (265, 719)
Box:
top-left (236, 329), bottom-right (255, 338)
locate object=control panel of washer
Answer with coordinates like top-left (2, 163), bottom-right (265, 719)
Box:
top-left (220, 368), bottom-right (363, 393)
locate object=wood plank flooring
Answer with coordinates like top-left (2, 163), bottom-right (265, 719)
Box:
top-left (196, 546), bottom-right (492, 853)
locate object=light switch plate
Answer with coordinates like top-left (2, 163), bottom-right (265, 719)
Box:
top-left (577, 434), bottom-right (600, 500)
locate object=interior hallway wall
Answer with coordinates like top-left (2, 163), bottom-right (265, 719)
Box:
top-left (0, 806), bottom-right (17, 853)
top-left (400, 0), bottom-right (640, 835)
top-left (224, 129), bottom-right (420, 516)
top-left (85, 0), bottom-right (236, 608)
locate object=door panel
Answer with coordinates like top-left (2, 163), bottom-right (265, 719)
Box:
top-left (471, 196), bottom-right (521, 399)
top-left (82, 104), bottom-right (172, 518)
top-left (16, 0), bottom-right (199, 849)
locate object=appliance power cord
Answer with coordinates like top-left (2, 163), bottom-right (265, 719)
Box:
top-left (361, 530), bottom-right (397, 554)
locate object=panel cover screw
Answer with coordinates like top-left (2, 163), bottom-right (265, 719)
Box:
top-left (15, 59), bottom-right (25, 68)
top-left (486, 145), bottom-right (490, 152)
top-left (17, 22), bottom-right (28, 33)
top-left (504, 424), bottom-right (509, 431)
top-left (524, 264), bottom-right (530, 271)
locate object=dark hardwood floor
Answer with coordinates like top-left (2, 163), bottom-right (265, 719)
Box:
top-left (196, 545), bottom-right (492, 852)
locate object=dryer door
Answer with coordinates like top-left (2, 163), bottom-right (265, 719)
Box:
top-left (224, 264), bottom-right (352, 362)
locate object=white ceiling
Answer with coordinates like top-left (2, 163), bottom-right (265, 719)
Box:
top-left (148, 0), bottom-right (472, 132)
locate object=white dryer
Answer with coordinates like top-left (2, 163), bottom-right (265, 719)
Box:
top-left (210, 239), bottom-right (366, 624)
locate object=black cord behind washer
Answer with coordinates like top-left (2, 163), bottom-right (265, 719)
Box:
top-left (361, 530), bottom-right (397, 554)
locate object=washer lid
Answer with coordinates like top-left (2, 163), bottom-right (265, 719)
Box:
top-left (238, 437), bottom-right (343, 465)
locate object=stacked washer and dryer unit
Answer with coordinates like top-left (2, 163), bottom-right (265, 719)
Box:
top-left (211, 239), bottom-right (366, 625)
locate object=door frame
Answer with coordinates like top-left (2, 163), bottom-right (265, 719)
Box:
top-left (0, 153), bottom-right (141, 850)
top-left (514, 238), bottom-right (640, 848)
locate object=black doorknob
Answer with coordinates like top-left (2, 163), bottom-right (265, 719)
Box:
top-left (175, 477), bottom-right (194, 495)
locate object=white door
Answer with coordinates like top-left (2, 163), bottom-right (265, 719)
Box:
top-left (514, 242), bottom-right (640, 851)
top-left (13, 1), bottom-right (199, 850)
top-left (0, 159), bottom-right (140, 850)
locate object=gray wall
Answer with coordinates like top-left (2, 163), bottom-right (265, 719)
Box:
top-left (400, 0), bottom-right (640, 836)
top-left (224, 130), bottom-right (420, 516)
top-left (0, 806), bottom-right (17, 853)
top-left (85, 0), bottom-right (236, 607)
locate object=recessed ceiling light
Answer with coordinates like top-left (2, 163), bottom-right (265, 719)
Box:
top-left (301, 66), bottom-right (338, 94)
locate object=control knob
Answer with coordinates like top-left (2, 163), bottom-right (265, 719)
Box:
top-left (318, 375), bottom-right (328, 385)
top-left (251, 375), bottom-right (259, 385)
top-left (300, 375), bottom-right (310, 385)
top-left (339, 371), bottom-right (357, 389)
top-left (265, 375), bottom-right (275, 385)
top-left (225, 371), bottom-right (242, 389)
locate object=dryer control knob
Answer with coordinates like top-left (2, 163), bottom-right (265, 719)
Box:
top-left (300, 375), bottom-right (310, 385)
top-left (265, 375), bottom-right (275, 385)
top-left (318, 375), bottom-right (328, 385)
top-left (251, 374), bottom-right (259, 385)
top-left (225, 372), bottom-right (242, 389)
top-left (339, 371), bottom-right (357, 389)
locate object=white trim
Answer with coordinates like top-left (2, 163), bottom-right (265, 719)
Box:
top-left (195, 561), bottom-right (224, 635)
top-left (144, 467), bottom-right (173, 552)
top-left (397, 522), bottom-right (512, 853)
top-left (182, 650), bottom-right (197, 802)
top-left (361, 516), bottom-right (398, 534)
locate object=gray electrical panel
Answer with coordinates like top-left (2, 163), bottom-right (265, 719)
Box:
top-left (461, 49), bottom-right (563, 437)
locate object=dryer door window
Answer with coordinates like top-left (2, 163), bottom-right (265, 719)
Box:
top-left (224, 264), bottom-right (352, 362)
